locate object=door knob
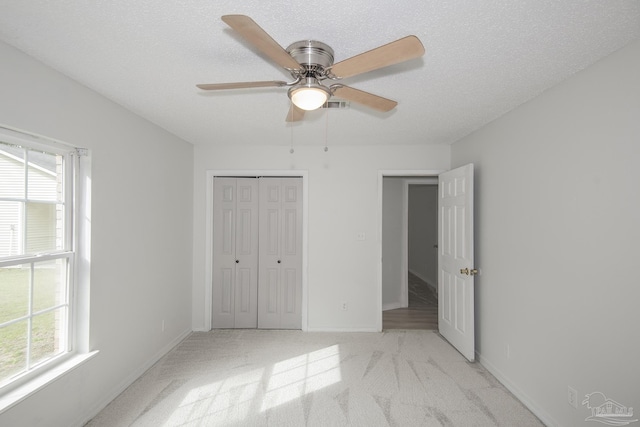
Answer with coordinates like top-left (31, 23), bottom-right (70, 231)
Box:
top-left (460, 268), bottom-right (478, 276)
top-left (277, 260), bottom-right (281, 264)
top-left (235, 260), bottom-right (239, 263)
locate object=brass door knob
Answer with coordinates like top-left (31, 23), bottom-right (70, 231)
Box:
top-left (460, 268), bottom-right (478, 276)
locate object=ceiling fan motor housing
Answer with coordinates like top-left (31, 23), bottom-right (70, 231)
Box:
top-left (286, 40), bottom-right (335, 77)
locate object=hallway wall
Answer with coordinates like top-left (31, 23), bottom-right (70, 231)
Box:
top-left (382, 177), bottom-right (404, 310)
top-left (408, 185), bottom-right (438, 288)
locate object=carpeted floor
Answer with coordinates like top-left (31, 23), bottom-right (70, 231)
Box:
top-left (86, 330), bottom-right (543, 426)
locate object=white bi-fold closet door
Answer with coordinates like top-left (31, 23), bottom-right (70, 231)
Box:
top-left (212, 178), bottom-right (259, 329)
top-left (212, 177), bottom-right (302, 329)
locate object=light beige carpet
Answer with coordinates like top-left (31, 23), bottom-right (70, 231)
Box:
top-left (86, 330), bottom-right (543, 426)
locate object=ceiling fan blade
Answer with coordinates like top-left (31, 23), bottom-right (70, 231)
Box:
top-left (196, 81), bottom-right (287, 90)
top-left (222, 15), bottom-right (302, 71)
top-left (329, 35), bottom-right (425, 79)
top-left (332, 86), bottom-right (397, 112)
top-left (285, 103), bottom-right (305, 122)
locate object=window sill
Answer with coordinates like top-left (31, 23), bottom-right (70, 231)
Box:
top-left (0, 350), bottom-right (99, 415)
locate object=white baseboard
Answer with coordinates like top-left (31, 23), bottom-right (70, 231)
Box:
top-left (476, 351), bottom-right (557, 427)
top-left (75, 328), bottom-right (192, 427)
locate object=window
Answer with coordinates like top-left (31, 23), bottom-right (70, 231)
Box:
top-left (0, 128), bottom-right (88, 392)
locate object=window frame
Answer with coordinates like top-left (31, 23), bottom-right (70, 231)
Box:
top-left (0, 125), bottom-right (93, 406)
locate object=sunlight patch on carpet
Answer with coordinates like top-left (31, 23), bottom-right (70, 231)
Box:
top-left (168, 367), bottom-right (264, 425)
top-left (261, 344), bottom-right (342, 412)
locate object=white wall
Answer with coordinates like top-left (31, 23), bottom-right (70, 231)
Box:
top-left (0, 41), bottom-right (193, 427)
top-left (382, 177), bottom-right (404, 310)
top-left (192, 144), bottom-right (450, 331)
top-left (451, 40), bottom-right (640, 426)
top-left (408, 185), bottom-right (438, 287)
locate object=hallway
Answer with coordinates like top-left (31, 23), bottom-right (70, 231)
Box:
top-left (383, 272), bottom-right (437, 330)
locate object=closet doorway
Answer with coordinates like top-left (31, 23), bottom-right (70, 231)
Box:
top-left (205, 172), bottom-right (308, 331)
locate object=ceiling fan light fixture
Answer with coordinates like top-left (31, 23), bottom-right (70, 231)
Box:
top-left (291, 88), bottom-right (328, 110)
top-left (288, 78), bottom-right (331, 111)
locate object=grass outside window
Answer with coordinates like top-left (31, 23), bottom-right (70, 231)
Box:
top-left (0, 264), bottom-right (66, 384)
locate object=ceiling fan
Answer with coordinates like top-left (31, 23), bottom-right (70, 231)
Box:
top-left (197, 15), bottom-right (425, 122)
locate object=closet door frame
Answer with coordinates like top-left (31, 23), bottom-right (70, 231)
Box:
top-left (205, 170), bottom-right (308, 331)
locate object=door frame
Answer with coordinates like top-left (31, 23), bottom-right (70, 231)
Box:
top-left (205, 170), bottom-right (309, 331)
top-left (377, 170), bottom-right (444, 332)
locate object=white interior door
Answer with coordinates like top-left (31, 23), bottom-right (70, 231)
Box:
top-left (258, 178), bottom-right (303, 329)
top-left (438, 164), bottom-right (475, 361)
top-left (212, 178), bottom-right (259, 328)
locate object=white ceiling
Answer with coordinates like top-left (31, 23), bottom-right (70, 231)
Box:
top-left (1, 1), bottom-right (639, 147)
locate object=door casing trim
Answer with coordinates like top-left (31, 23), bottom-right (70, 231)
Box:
top-left (377, 170), bottom-right (444, 332)
top-left (205, 170), bottom-right (309, 331)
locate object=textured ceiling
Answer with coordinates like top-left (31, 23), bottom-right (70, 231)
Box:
top-left (1, 1), bottom-right (639, 147)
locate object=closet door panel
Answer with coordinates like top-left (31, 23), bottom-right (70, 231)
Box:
top-left (258, 178), bottom-right (302, 329)
top-left (212, 178), bottom-right (237, 328)
top-left (234, 178), bottom-right (259, 328)
top-left (258, 179), bottom-right (282, 328)
top-left (283, 268), bottom-right (297, 313)
top-left (279, 178), bottom-right (303, 329)
top-left (237, 267), bottom-right (252, 312)
top-left (220, 268), bottom-right (233, 314)
top-left (266, 268), bottom-right (279, 313)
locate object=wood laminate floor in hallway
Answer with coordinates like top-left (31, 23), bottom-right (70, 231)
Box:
top-left (383, 272), bottom-right (438, 330)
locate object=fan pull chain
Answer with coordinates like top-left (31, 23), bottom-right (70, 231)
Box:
top-left (290, 102), bottom-right (294, 154)
top-left (324, 108), bottom-right (329, 152)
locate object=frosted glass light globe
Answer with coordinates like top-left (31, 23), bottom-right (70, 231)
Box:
top-left (291, 87), bottom-right (328, 111)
